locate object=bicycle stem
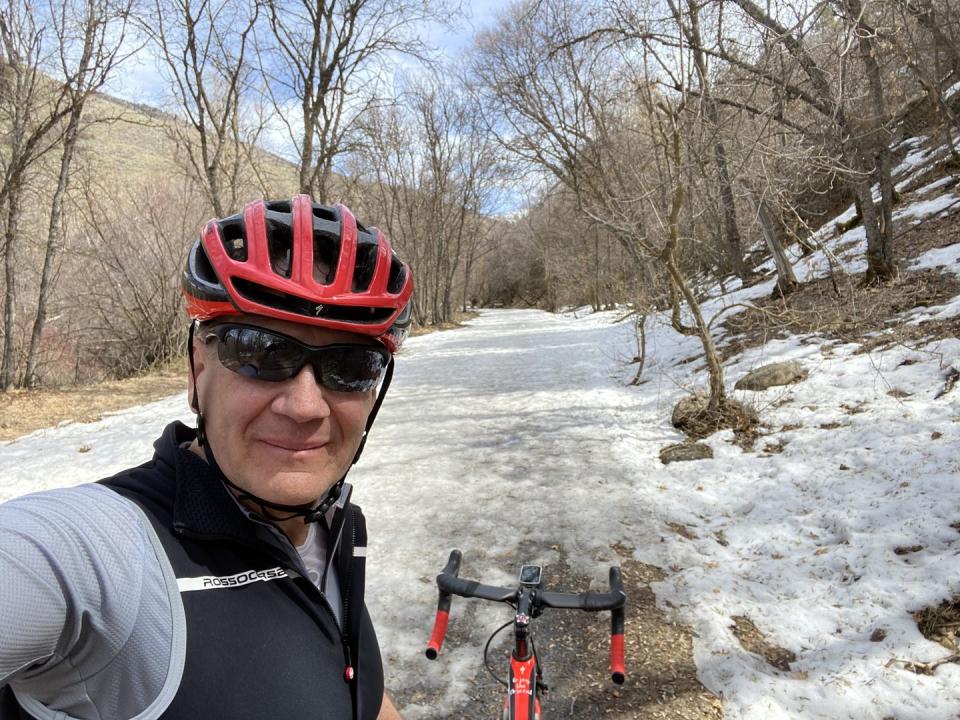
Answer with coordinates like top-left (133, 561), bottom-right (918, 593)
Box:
top-left (514, 588), bottom-right (535, 661)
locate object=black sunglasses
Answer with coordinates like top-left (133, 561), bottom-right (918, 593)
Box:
top-left (202, 323), bottom-right (390, 392)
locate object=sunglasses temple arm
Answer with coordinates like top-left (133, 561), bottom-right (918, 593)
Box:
top-left (351, 357), bottom-right (394, 466)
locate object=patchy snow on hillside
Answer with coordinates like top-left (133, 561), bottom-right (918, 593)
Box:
top-left (2, 139), bottom-right (960, 719)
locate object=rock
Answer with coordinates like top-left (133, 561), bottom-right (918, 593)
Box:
top-left (735, 361), bottom-right (808, 391)
top-left (660, 442), bottom-right (714, 464)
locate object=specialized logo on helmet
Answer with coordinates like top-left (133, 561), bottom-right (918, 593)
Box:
top-left (314, 304), bottom-right (325, 316)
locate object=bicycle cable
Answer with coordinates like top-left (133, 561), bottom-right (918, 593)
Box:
top-left (483, 619), bottom-right (514, 687)
top-left (529, 634), bottom-right (548, 693)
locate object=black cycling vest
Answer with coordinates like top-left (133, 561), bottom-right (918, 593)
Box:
top-left (0, 421), bottom-right (384, 720)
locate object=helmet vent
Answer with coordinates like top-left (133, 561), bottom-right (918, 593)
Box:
top-left (219, 218), bottom-right (247, 262)
top-left (195, 243), bottom-right (218, 283)
top-left (266, 216), bottom-right (293, 278)
top-left (312, 229), bottom-right (339, 285)
top-left (387, 258), bottom-right (407, 295)
top-left (353, 232), bottom-right (378, 292)
top-left (313, 205), bottom-right (337, 222)
top-left (266, 200), bottom-right (292, 214)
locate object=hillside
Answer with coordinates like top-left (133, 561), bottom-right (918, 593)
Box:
top-left (80, 91), bottom-right (298, 193)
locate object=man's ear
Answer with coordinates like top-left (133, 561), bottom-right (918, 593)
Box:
top-left (190, 332), bottom-right (208, 375)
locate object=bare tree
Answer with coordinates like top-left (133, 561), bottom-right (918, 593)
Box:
top-left (72, 175), bottom-right (202, 379)
top-left (596, 0), bottom-right (906, 284)
top-left (719, 0), bottom-right (896, 283)
top-left (895, 0), bottom-right (960, 82)
top-left (23, 0), bottom-right (134, 388)
top-left (470, 0), bottom-right (732, 412)
top-left (744, 183), bottom-right (798, 296)
top-left (890, 0), bottom-right (960, 159)
top-left (0, 0), bottom-right (133, 390)
top-left (668, 0), bottom-right (752, 282)
top-left (353, 73), bottom-right (502, 326)
top-left (257, 0), bottom-right (442, 201)
top-left (143, 0), bottom-right (262, 216)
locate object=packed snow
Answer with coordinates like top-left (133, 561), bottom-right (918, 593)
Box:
top-left (2, 149), bottom-right (960, 720)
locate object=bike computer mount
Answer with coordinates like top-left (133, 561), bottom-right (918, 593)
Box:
top-left (518, 564), bottom-right (543, 587)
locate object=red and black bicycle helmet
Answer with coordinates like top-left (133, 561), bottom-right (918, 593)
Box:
top-left (182, 195), bottom-right (413, 352)
top-left (182, 196), bottom-right (414, 523)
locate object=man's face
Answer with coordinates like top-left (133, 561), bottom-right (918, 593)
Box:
top-left (190, 315), bottom-right (379, 507)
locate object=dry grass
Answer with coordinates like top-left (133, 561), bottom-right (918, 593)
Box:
top-left (721, 268), bottom-right (960, 359)
top-left (730, 616), bottom-right (797, 671)
top-left (914, 596), bottom-right (960, 653)
top-left (666, 522), bottom-right (698, 540)
top-left (673, 394), bottom-right (761, 448)
top-left (409, 310), bottom-right (480, 337)
top-left (0, 361), bottom-right (188, 442)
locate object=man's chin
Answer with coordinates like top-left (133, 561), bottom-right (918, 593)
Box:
top-left (253, 471), bottom-right (341, 507)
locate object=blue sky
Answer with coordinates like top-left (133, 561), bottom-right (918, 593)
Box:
top-left (106, 0), bottom-right (514, 109)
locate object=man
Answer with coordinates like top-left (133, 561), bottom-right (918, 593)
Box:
top-left (0, 197), bottom-right (411, 719)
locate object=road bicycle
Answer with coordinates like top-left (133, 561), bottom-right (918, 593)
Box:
top-left (425, 549), bottom-right (626, 720)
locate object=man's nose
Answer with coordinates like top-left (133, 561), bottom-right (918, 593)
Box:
top-left (270, 364), bottom-right (332, 422)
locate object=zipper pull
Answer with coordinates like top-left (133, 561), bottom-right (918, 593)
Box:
top-left (343, 643), bottom-right (354, 682)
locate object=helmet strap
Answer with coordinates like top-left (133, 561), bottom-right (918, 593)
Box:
top-left (351, 357), bottom-right (394, 465)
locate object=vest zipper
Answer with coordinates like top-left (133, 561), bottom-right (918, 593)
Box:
top-left (339, 511), bottom-right (357, 682)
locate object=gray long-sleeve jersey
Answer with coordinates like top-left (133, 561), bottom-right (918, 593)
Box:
top-left (0, 484), bottom-right (186, 719)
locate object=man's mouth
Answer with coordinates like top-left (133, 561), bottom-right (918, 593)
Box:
top-left (259, 439), bottom-right (328, 453)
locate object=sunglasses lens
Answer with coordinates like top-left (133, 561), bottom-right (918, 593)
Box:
top-left (211, 325), bottom-right (388, 392)
top-left (316, 346), bottom-right (388, 392)
top-left (217, 326), bottom-right (304, 381)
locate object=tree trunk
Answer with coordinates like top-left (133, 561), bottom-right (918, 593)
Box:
top-left (855, 174), bottom-right (894, 284)
top-left (630, 312), bottom-right (647, 385)
top-left (681, 0), bottom-right (751, 281)
top-left (593, 231), bottom-right (601, 311)
top-left (299, 102), bottom-right (316, 195)
top-left (898, 0), bottom-right (960, 81)
top-left (753, 191), bottom-right (798, 297)
top-left (715, 141), bottom-right (751, 280)
top-left (24, 106), bottom-right (84, 387)
top-left (659, 116), bottom-right (727, 411)
top-left (732, 0), bottom-right (894, 283)
top-left (1, 184), bottom-right (22, 391)
top-left (462, 254), bottom-right (474, 313)
top-left (843, 0), bottom-right (896, 284)
top-left (664, 253), bottom-right (727, 410)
